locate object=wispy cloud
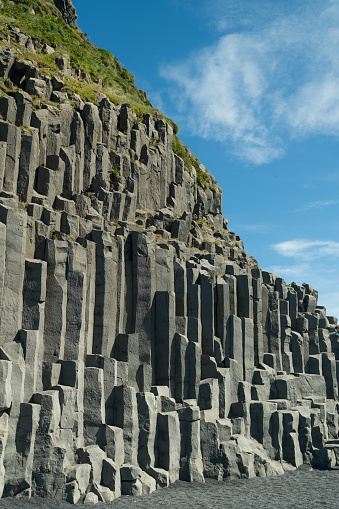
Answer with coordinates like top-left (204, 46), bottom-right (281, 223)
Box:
top-left (271, 239), bottom-right (339, 260)
top-left (293, 200), bottom-right (339, 212)
top-left (322, 173), bottom-right (339, 182)
top-left (160, 0), bottom-right (339, 164)
top-left (264, 261), bottom-right (339, 317)
top-left (265, 263), bottom-right (312, 281)
top-left (233, 223), bottom-right (272, 233)
top-left (201, 0), bottom-right (318, 34)
top-left (267, 236), bottom-right (339, 316)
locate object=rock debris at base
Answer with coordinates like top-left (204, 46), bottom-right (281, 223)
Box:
top-left (0, 0), bottom-right (338, 505)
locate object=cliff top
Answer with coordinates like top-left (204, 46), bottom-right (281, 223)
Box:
top-left (0, 0), bottom-right (219, 192)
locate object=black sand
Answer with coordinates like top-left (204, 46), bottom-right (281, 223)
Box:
top-left (0, 466), bottom-right (337, 509)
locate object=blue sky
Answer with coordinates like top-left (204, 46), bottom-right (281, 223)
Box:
top-left (73, 0), bottom-right (339, 318)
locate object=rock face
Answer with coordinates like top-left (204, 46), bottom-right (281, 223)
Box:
top-left (0, 41), bottom-right (338, 504)
top-left (53, 0), bottom-right (78, 29)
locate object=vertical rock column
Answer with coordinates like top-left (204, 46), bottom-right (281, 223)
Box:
top-left (17, 128), bottom-right (39, 203)
top-left (83, 365), bottom-right (105, 447)
top-left (242, 317), bottom-right (255, 382)
top-left (55, 384), bottom-right (76, 468)
top-left (253, 276), bottom-right (264, 365)
top-left (31, 390), bottom-right (66, 499)
top-left (188, 340), bottom-right (201, 400)
top-left (0, 206), bottom-right (27, 344)
top-left (81, 239), bottom-right (96, 356)
top-left (155, 291), bottom-right (176, 395)
top-left (216, 278), bottom-right (230, 358)
top-left (178, 404), bottom-right (204, 482)
top-left (43, 240), bottom-right (68, 361)
top-left (99, 98), bottom-right (118, 152)
top-left (22, 259), bottom-right (47, 336)
top-left (114, 385), bottom-right (139, 465)
top-left (0, 121), bottom-right (21, 193)
top-left (64, 243), bottom-right (87, 362)
top-left (82, 103), bottom-right (102, 190)
top-left (307, 313), bottom-right (320, 356)
top-left (60, 145), bottom-right (76, 195)
top-left (250, 401), bottom-right (278, 460)
top-left (155, 118), bottom-right (173, 208)
top-left (322, 353), bottom-right (338, 400)
top-left (0, 142), bottom-right (6, 193)
top-left (137, 392), bottom-right (157, 471)
top-left (237, 275), bottom-right (253, 320)
top-left (281, 410), bottom-right (303, 467)
top-left (0, 223), bottom-right (5, 313)
top-left (174, 258), bottom-right (187, 335)
top-left (175, 333), bottom-right (189, 402)
top-left (155, 245), bottom-right (175, 293)
top-left (268, 291), bottom-right (282, 371)
top-left (226, 315), bottom-right (243, 382)
top-left (10, 403), bottom-right (40, 497)
top-left (187, 268), bottom-right (201, 347)
top-left (132, 232), bottom-right (156, 382)
top-left (156, 412), bottom-right (180, 483)
top-left (280, 314), bottom-right (293, 373)
top-left (21, 260), bottom-right (47, 396)
top-left (288, 287), bottom-right (298, 331)
top-left (114, 236), bottom-right (127, 341)
top-left (114, 333), bottom-right (140, 390)
top-left (0, 365), bottom-right (10, 495)
top-left (201, 273), bottom-right (214, 357)
top-left (2, 343), bottom-right (27, 496)
top-left (70, 110), bottom-right (85, 194)
top-left (59, 360), bottom-right (85, 450)
top-left (92, 231), bottom-right (117, 357)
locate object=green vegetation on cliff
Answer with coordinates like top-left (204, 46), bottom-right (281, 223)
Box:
top-left (0, 0), bottom-right (218, 190)
top-left (0, 0), bottom-right (151, 108)
top-left (172, 136), bottom-right (219, 191)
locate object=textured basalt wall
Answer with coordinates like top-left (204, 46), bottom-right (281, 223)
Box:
top-left (0, 20), bottom-right (338, 506)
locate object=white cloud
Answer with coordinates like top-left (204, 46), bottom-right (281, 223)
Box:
top-left (268, 238), bottom-right (339, 315)
top-left (265, 263), bottom-right (312, 281)
top-left (160, 0), bottom-right (339, 164)
top-left (266, 239), bottom-right (339, 316)
top-left (233, 223), bottom-right (272, 233)
top-left (202, 0), bottom-right (316, 34)
top-left (271, 239), bottom-right (339, 260)
top-left (322, 173), bottom-right (339, 182)
top-left (293, 200), bottom-right (339, 212)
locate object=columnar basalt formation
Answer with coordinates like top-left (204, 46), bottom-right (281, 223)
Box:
top-left (0, 7), bottom-right (338, 507)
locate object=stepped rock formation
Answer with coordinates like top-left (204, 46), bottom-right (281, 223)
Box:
top-left (0, 1), bottom-right (338, 505)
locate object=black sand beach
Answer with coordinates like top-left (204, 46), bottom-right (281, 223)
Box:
top-left (0, 466), bottom-right (337, 509)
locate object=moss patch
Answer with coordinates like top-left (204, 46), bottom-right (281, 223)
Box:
top-left (173, 135), bottom-right (219, 191)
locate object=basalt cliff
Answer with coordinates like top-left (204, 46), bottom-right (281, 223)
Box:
top-left (0, 0), bottom-right (338, 505)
